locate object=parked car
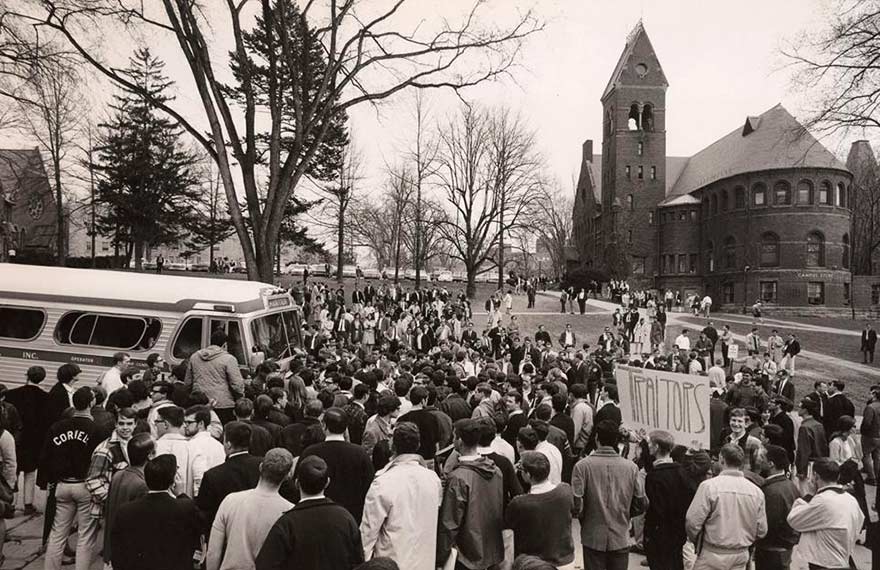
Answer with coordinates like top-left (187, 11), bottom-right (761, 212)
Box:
top-left (437, 270), bottom-right (454, 282)
top-left (286, 263), bottom-right (307, 276)
top-left (342, 265), bottom-right (357, 278)
top-left (363, 267), bottom-right (381, 280)
top-left (404, 268), bottom-right (418, 280)
top-left (452, 271), bottom-right (466, 282)
top-left (309, 263), bottom-right (327, 277)
top-left (190, 263), bottom-right (210, 272)
top-left (234, 262), bottom-right (248, 274)
top-left (143, 261), bottom-right (157, 270)
top-left (167, 261), bottom-right (187, 271)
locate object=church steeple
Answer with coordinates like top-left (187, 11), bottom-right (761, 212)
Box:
top-left (601, 21), bottom-right (668, 102)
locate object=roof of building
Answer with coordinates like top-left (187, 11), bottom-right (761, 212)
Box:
top-left (666, 104), bottom-right (848, 198)
top-left (846, 140), bottom-right (877, 176)
top-left (0, 264), bottom-right (291, 313)
top-left (601, 21), bottom-right (669, 101)
top-left (0, 149), bottom-right (48, 204)
top-left (658, 194), bottom-right (700, 207)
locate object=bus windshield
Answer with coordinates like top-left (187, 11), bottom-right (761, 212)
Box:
top-left (250, 310), bottom-right (300, 360)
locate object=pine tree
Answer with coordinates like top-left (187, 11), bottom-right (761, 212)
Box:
top-left (93, 48), bottom-right (201, 270)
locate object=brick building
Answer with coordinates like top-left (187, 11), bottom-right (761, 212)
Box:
top-left (572, 22), bottom-right (854, 311)
top-left (0, 149), bottom-right (63, 262)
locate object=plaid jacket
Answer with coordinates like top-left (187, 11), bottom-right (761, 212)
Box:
top-left (85, 432), bottom-right (128, 519)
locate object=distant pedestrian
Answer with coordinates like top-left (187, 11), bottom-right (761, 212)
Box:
top-left (780, 334), bottom-right (800, 375)
top-left (862, 323), bottom-right (877, 364)
top-left (156, 254), bottom-right (165, 274)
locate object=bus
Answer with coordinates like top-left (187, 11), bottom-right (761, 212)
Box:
top-left (0, 264), bottom-right (302, 386)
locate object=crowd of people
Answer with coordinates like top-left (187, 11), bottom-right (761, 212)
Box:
top-left (0, 279), bottom-right (874, 570)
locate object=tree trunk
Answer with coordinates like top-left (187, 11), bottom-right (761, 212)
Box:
top-left (134, 241), bottom-right (144, 271)
top-left (53, 155), bottom-right (65, 266)
top-left (336, 206), bottom-right (344, 282)
top-left (415, 183), bottom-right (422, 290)
top-left (497, 205), bottom-right (504, 290)
top-left (466, 268), bottom-right (476, 299)
top-left (394, 227), bottom-right (402, 284)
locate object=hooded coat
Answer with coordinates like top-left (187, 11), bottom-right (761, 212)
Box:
top-left (438, 455), bottom-right (504, 569)
top-left (184, 345), bottom-right (245, 409)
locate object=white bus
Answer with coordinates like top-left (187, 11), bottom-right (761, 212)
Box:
top-left (0, 264), bottom-right (302, 386)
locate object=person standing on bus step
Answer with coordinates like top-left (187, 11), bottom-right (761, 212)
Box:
top-left (184, 329), bottom-right (245, 424)
top-left (39, 386), bottom-right (102, 570)
top-left (98, 352), bottom-right (130, 397)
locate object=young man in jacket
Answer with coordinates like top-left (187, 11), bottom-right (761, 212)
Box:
top-left (184, 329), bottom-right (245, 424)
top-left (438, 418), bottom-right (505, 570)
top-left (755, 445), bottom-right (800, 570)
top-left (644, 430), bottom-right (696, 570)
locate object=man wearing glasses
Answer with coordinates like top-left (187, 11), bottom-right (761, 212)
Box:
top-left (154, 406), bottom-right (191, 497)
top-left (147, 382), bottom-right (176, 438)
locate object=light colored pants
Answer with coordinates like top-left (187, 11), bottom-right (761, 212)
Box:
top-left (44, 482), bottom-right (99, 570)
top-left (692, 548), bottom-right (749, 570)
top-left (780, 355), bottom-right (796, 374)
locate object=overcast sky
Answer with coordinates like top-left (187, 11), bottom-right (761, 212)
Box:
top-left (8, 0), bottom-right (850, 201)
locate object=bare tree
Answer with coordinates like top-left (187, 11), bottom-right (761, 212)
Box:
top-left (435, 104), bottom-right (543, 298)
top-left (486, 107), bottom-right (544, 288)
top-left (15, 63), bottom-right (83, 265)
top-left (311, 143), bottom-right (363, 281)
top-left (534, 182), bottom-right (572, 280)
top-left (8, 1), bottom-right (542, 282)
top-left (783, 1), bottom-right (880, 136)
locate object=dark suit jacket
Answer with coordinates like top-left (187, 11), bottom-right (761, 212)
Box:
top-left (111, 493), bottom-right (200, 570)
top-left (196, 453), bottom-right (262, 534)
top-left (550, 413), bottom-right (575, 446)
top-left (5, 384), bottom-right (48, 472)
top-left (255, 497), bottom-right (363, 570)
top-left (297, 441), bottom-right (374, 523)
top-left (644, 462), bottom-right (696, 548)
top-left (243, 420), bottom-right (274, 457)
top-left (534, 330), bottom-right (551, 346)
top-left (279, 417), bottom-right (322, 457)
top-left (775, 377), bottom-right (796, 403)
top-left (45, 382), bottom-right (72, 429)
top-left (862, 329), bottom-right (878, 350)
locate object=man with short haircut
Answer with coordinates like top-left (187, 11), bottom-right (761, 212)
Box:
top-left (438, 419), bottom-right (505, 570)
top-left (361, 422), bottom-right (442, 570)
top-left (103, 433), bottom-right (154, 567)
top-left (686, 444), bottom-right (767, 570)
top-left (146, 381), bottom-right (175, 437)
top-left (861, 384), bottom-right (880, 485)
top-left (796, 398), bottom-right (828, 495)
top-left (822, 380), bottom-right (855, 437)
top-left (755, 445), bottom-right (800, 570)
top-left (787, 459), bottom-right (864, 570)
top-left (111, 454), bottom-right (201, 570)
top-left (297, 407), bottom-right (375, 523)
top-left (344, 383), bottom-right (371, 445)
top-left (197, 421), bottom-right (264, 534)
top-left (154, 405), bottom-right (190, 496)
top-left (234, 397), bottom-right (274, 456)
top-left (184, 329), bottom-right (245, 424)
top-left (257, 456), bottom-right (364, 570)
top-left (98, 352), bottom-right (130, 396)
top-left (502, 390), bottom-right (529, 459)
top-left (569, 384), bottom-right (594, 456)
top-left (726, 407), bottom-right (764, 473)
top-left (40, 386), bottom-right (102, 570)
top-left (572, 420), bottom-right (645, 570)
top-left (207, 448), bottom-right (296, 570)
top-left (505, 451), bottom-right (574, 567)
top-left (644, 430), bottom-right (696, 570)
top-left (396, 385), bottom-right (442, 465)
top-left (6, 365), bottom-right (50, 515)
top-left (471, 383), bottom-right (496, 420)
top-left (185, 404), bottom-right (226, 497)
top-left (86, 406), bottom-right (137, 523)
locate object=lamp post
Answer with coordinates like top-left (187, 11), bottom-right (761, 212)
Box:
top-left (743, 264), bottom-right (751, 314)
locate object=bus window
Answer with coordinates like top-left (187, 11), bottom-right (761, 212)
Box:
top-left (209, 319), bottom-right (247, 366)
top-left (173, 317), bottom-right (204, 360)
top-left (57, 312), bottom-right (160, 350)
top-left (250, 310), bottom-right (299, 360)
top-left (0, 307), bottom-right (46, 340)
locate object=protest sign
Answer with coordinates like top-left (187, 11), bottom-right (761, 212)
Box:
top-left (727, 343), bottom-right (739, 360)
top-left (615, 365), bottom-right (711, 449)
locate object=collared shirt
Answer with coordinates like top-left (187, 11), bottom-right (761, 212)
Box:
top-left (529, 480), bottom-right (556, 495)
top-left (156, 432), bottom-right (191, 496)
top-left (490, 436), bottom-right (515, 466)
top-left (787, 485), bottom-right (864, 569)
top-left (685, 470), bottom-right (767, 550)
top-left (64, 382), bottom-right (77, 407)
top-left (572, 446), bottom-right (643, 551)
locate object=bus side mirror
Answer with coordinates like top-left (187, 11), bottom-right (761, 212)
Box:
top-left (249, 351), bottom-right (265, 369)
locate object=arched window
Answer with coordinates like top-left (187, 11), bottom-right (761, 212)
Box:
top-left (760, 232), bottom-right (780, 267)
top-left (707, 241), bottom-right (715, 273)
top-left (836, 182), bottom-right (845, 206)
top-left (711, 194), bottom-right (718, 215)
top-left (752, 183), bottom-right (767, 206)
top-left (721, 190), bottom-right (729, 212)
top-left (628, 104), bottom-right (640, 131)
top-left (734, 186), bottom-right (746, 209)
top-left (641, 104), bottom-right (654, 132)
top-left (724, 236), bottom-right (737, 269)
top-left (841, 184), bottom-right (848, 208)
top-left (843, 233), bottom-right (850, 269)
top-left (627, 194), bottom-right (634, 211)
top-left (797, 180), bottom-right (813, 205)
top-left (605, 110), bottom-right (614, 136)
top-left (702, 198), bottom-right (709, 216)
top-left (819, 181), bottom-right (832, 205)
top-left (805, 232), bottom-right (825, 267)
top-left (773, 181), bottom-right (791, 205)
